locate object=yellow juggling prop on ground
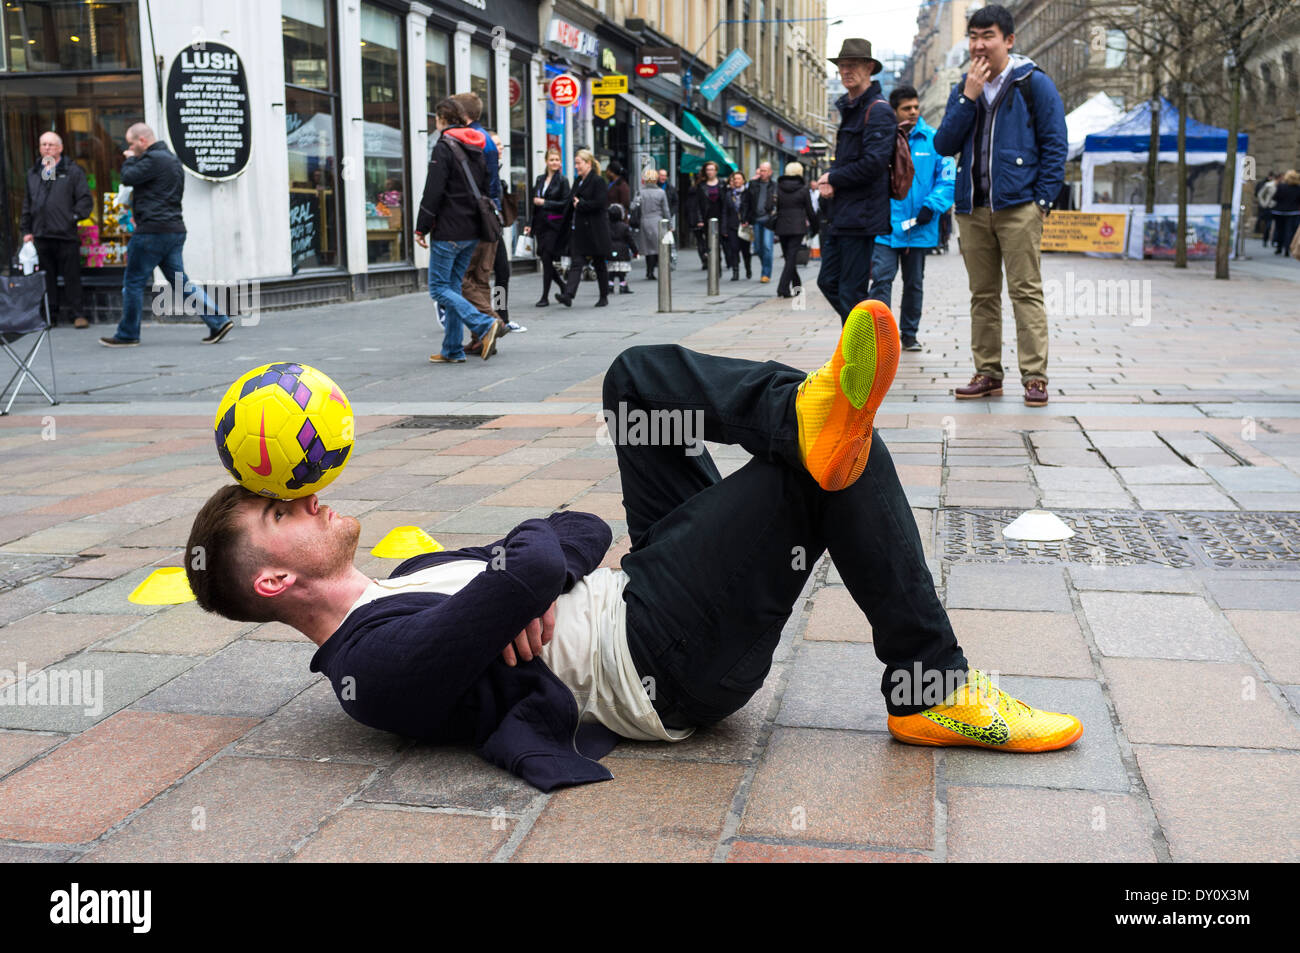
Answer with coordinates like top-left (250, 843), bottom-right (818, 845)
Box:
top-left (371, 526), bottom-right (444, 559)
top-left (128, 568), bottom-right (196, 605)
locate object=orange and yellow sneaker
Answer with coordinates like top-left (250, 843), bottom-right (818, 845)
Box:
top-left (887, 668), bottom-right (1083, 753)
top-left (795, 299), bottom-right (900, 491)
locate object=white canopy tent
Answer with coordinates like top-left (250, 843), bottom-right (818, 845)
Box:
top-left (1066, 92), bottom-right (1125, 161)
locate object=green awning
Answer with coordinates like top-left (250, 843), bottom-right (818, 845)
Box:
top-left (680, 110), bottom-right (738, 174)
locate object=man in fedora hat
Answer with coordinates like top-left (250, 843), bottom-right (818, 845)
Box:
top-left (814, 38), bottom-right (896, 325)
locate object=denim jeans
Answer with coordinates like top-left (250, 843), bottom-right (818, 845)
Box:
top-left (609, 344), bottom-right (967, 728)
top-left (868, 244), bottom-right (927, 342)
top-left (114, 232), bottom-right (228, 341)
top-left (752, 221), bottom-right (775, 278)
top-left (428, 238), bottom-right (495, 360)
top-left (816, 232), bottom-right (875, 323)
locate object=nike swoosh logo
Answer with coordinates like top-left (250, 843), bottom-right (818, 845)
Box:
top-left (923, 706), bottom-right (1010, 746)
top-left (328, 385), bottom-right (347, 406)
top-left (249, 409), bottom-right (273, 476)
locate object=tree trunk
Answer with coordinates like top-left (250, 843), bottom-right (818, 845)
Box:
top-left (1175, 75), bottom-right (1188, 268)
top-left (1146, 65), bottom-right (1159, 215)
top-left (1215, 61), bottom-right (1241, 279)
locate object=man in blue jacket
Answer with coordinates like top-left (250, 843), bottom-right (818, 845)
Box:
top-left (185, 305), bottom-right (1083, 791)
top-left (815, 38), bottom-right (897, 325)
top-left (933, 4), bottom-right (1067, 407)
top-left (868, 86), bottom-right (954, 352)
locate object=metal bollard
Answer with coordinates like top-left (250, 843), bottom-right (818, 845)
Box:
top-left (657, 218), bottom-right (673, 313)
top-left (707, 217), bottom-right (720, 296)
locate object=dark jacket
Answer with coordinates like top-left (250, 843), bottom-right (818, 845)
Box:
top-left (826, 81), bottom-right (896, 236)
top-left (692, 180), bottom-right (726, 228)
top-left (310, 511), bottom-right (620, 792)
top-left (607, 175), bottom-right (631, 211)
top-left (608, 219), bottom-right (637, 261)
top-left (561, 172), bottom-right (611, 258)
top-left (21, 156), bottom-right (93, 241)
top-left (415, 126), bottom-right (488, 241)
top-left (528, 171), bottom-right (570, 231)
top-left (743, 176), bottom-right (777, 226)
top-left (774, 175), bottom-right (815, 237)
top-left (120, 141), bottom-right (186, 234)
top-left (1271, 182), bottom-right (1300, 214)
top-left (933, 53), bottom-right (1068, 214)
top-left (722, 186), bottom-right (747, 237)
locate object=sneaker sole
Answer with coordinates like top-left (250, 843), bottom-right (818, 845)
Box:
top-left (804, 300), bottom-right (899, 491)
top-left (887, 716), bottom-right (1083, 753)
top-left (955, 388), bottom-right (1003, 399)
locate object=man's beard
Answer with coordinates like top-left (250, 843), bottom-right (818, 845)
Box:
top-left (299, 515), bottom-right (361, 580)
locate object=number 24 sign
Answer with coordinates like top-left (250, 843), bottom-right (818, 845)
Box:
top-left (548, 74), bottom-right (580, 107)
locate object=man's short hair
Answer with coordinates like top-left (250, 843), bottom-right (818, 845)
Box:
top-left (450, 92), bottom-right (482, 123)
top-left (126, 122), bottom-right (155, 143)
top-left (890, 85), bottom-right (920, 110)
top-left (434, 97), bottom-right (466, 126)
top-left (186, 484), bottom-right (278, 623)
top-left (969, 4), bottom-right (1015, 37)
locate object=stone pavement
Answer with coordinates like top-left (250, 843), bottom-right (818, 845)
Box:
top-left (0, 252), bottom-right (1297, 863)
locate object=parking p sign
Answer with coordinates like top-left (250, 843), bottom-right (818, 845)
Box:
top-left (548, 74), bottom-right (580, 107)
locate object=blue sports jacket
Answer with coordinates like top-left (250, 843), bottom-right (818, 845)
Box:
top-left (932, 54), bottom-right (1068, 215)
top-left (879, 117), bottom-right (955, 249)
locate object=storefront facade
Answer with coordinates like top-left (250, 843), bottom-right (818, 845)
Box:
top-left (0, 0), bottom-right (540, 319)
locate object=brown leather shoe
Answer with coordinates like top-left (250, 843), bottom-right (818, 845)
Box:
top-left (955, 374), bottom-right (1003, 399)
top-left (73, 317), bottom-right (90, 329)
top-left (1024, 380), bottom-right (1049, 406)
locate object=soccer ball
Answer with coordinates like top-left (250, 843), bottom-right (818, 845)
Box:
top-left (214, 362), bottom-right (354, 499)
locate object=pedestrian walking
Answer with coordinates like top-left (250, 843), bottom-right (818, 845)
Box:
top-left (774, 162), bottom-right (816, 298)
top-left (657, 169), bottom-right (678, 214)
top-left (933, 3), bottom-right (1067, 407)
top-left (630, 166), bottom-right (670, 280)
top-left (555, 149), bottom-right (611, 308)
top-left (605, 161), bottom-right (631, 211)
top-left (415, 97), bottom-right (501, 364)
top-left (1269, 169), bottom-right (1300, 256)
top-left (1257, 173), bottom-right (1278, 247)
top-left (867, 85), bottom-right (955, 351)
top-left (523, 147), bottom-right (570, 306)
top-left (743, 161), bottom-right (778, 282)
top-left (20, 131), bottom-right (92, 329)
top-left (101, 123), bottom-right (233, 347)
top-left (724, 170), bottom-right (750, 280)
top-left (450, 94), bottom-right (501, 330)
top-left (606, 203), bottom-right (637, 295)
top-left (815, 38), bottom-right (897, 324)
top-left (691, 162), bottom-right (726, 271)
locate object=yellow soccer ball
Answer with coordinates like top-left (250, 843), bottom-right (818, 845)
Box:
top-left (214, 363), bottom-right (354, 499)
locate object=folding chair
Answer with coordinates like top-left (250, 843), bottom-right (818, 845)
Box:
top-left (0, 271), bottom-right (58, 415)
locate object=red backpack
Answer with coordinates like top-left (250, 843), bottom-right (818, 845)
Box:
top-left (866, 99), bottom-right (914, 200)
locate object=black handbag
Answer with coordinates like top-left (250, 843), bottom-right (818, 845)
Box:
top-left (445, 138), bottom-right (502, 243)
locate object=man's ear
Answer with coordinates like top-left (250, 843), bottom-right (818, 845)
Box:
top-left (253, 568), bottom-right (295, 599)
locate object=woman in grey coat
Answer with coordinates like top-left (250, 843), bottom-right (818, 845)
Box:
top-left (630, 167), bottom-right (671, 279)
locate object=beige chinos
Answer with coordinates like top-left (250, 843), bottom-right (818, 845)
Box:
top-left (956, 201), bottom-right (1048, 384)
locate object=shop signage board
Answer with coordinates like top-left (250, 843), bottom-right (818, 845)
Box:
top-left (165, 42), bottom-right (251, 180)
top-left (548, 74), bottom-right (581, 107)
top-left (590, 74), bottom-right (628, 95)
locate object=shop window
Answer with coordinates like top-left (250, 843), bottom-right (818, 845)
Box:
top-left (507, 56), bottom-right (528, 198)
top-left (2, 73), bottom-right (144, 269)
top-left (361, 3), bottom-right (407, 265)
top-left (425, 29), bottom-right (450, 159)
top-left (470, 43), bottom-right (492, 129)
top-left (2, 0), bottom-right (140, 72)
top-left (284, 0), bottom-right (341, 271)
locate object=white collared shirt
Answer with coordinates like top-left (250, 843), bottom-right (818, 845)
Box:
top-left (982, 60), bottom-right (1014, 104)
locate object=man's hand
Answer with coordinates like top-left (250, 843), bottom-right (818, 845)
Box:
top-left (122, 149), bottom-right (133, 159)
top-left (502, 601), bottom-right (557, 666)
top-left (1037, 205), bottom-right (1048, 221)
top-left (414, 231), bottom-right (428, 248)
top-left (963, 57), bottom-right (991, 100)
top-left (22, 233), bottom-right (33, 244)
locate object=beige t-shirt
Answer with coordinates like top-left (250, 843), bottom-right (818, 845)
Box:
top-left (345, 560), bottom-right (692, 743)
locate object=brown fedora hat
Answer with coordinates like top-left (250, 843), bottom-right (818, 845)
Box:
top-left (828, 38), bottom-right (883, 75)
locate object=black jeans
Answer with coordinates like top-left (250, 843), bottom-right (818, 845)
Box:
top-left (34, 238), bottom-right (83, 321)
top-left (817, 232), bottom-right (875, 323)
top-left (607, 345), bottom-right (967, 729)
top-left (563, 256), bottom-right (608, 301)
top-left (776, 233), bottom-right (804, 296)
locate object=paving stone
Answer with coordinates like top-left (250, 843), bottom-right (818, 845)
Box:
top-left (0, 728), bottom-right (62, 777)
top-left (0, 522), bottom-right (139, 555)
top-left (354, 509), bottom-right (452, 547)
top-left (944, 481), bottom-right (1038, 507)
top-left (1067, 565), bottom-right (1201, 594)
top-left (1200, 575), bottom-right (1300, 611)
top-left (361, 746), bottom-right (540, 813)
top-left (1117, 465), bottom-right (1211, 485)
top-left (1097, 446), bottom-right (1184, 468)
top-left (946, 466), bottom-right (1029, 482)
top-left (946, 788), bottom-right (1156, 862)
top-left (235, 680), bottom-right (407, 765)
top-left (739, 728), bottom-right (934, 848)
top-left (52, 547), bottom-right (177, 579)
top-left (81, 756), bottom-right (371, 861)
top-left (1032, 466), bottom-right (1124, 491)
top-left (945, 563), bottom-right (1072, 612)
top-left (1103, 658), bottom-right (1300, 749)
top-left (1284, 685), bottom-right (1300, 714)
top-left (0, 651), bottom-right (200, 732)
top-left (111, 515), bottom-right (197, 547)
top-left (0, 577), bottom-right (103, 626)
top-left (1227, 492), bottom-right (1300, 510)
top-left (291, 807), bottom-right (512, 862)
top-left (0, 844), bottom-right (79, 862)
top-left (1080, 592), bottom-right (1243, 661)
top-left (946, 455), bottom-right (1034, 468)
top-left (134, 640), bottom-right (319, 717)
top-left (0, 612), bottom-right (131, 672)
top-left (778, 643), bottom-right (886, 731)
top-left (104, 602), bottom-right (251, 654)
top-left (1029, 431), bottom-right (1091, 449)
top-left (1088, 431), bottom-right (1163, 448)
top-left (1224, 611), bottom-right (1300, 683)
top-left (1135, 746), bottom-right (1300, 862)
top-left (0, 514), bottom-right (66, 546)
top-left (942, 676), bottom-right (1129, 791)
top-left (433, 505), bottom-right (558, 534)
top-left (386, 483), bottom-right (497, 511)
top-left (0, 710), bottom-right (255, 843)
top-left (946, 609), bottom-right (1094, 677)
top-left (513, 758), bottom-right (743, 862)
top-left (46, 569), bottom-right (167, 616)
top-left (1206, 466), bottom-right (1300, 493)
top-left (802, 587), bottom-right (871, 643)
top-left (1129, 484), bottom-right (1237, 510)
top-left (726, 841), bottom-right (929, 863)
top-left (1035, 448), bottom-right (1108, 467)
